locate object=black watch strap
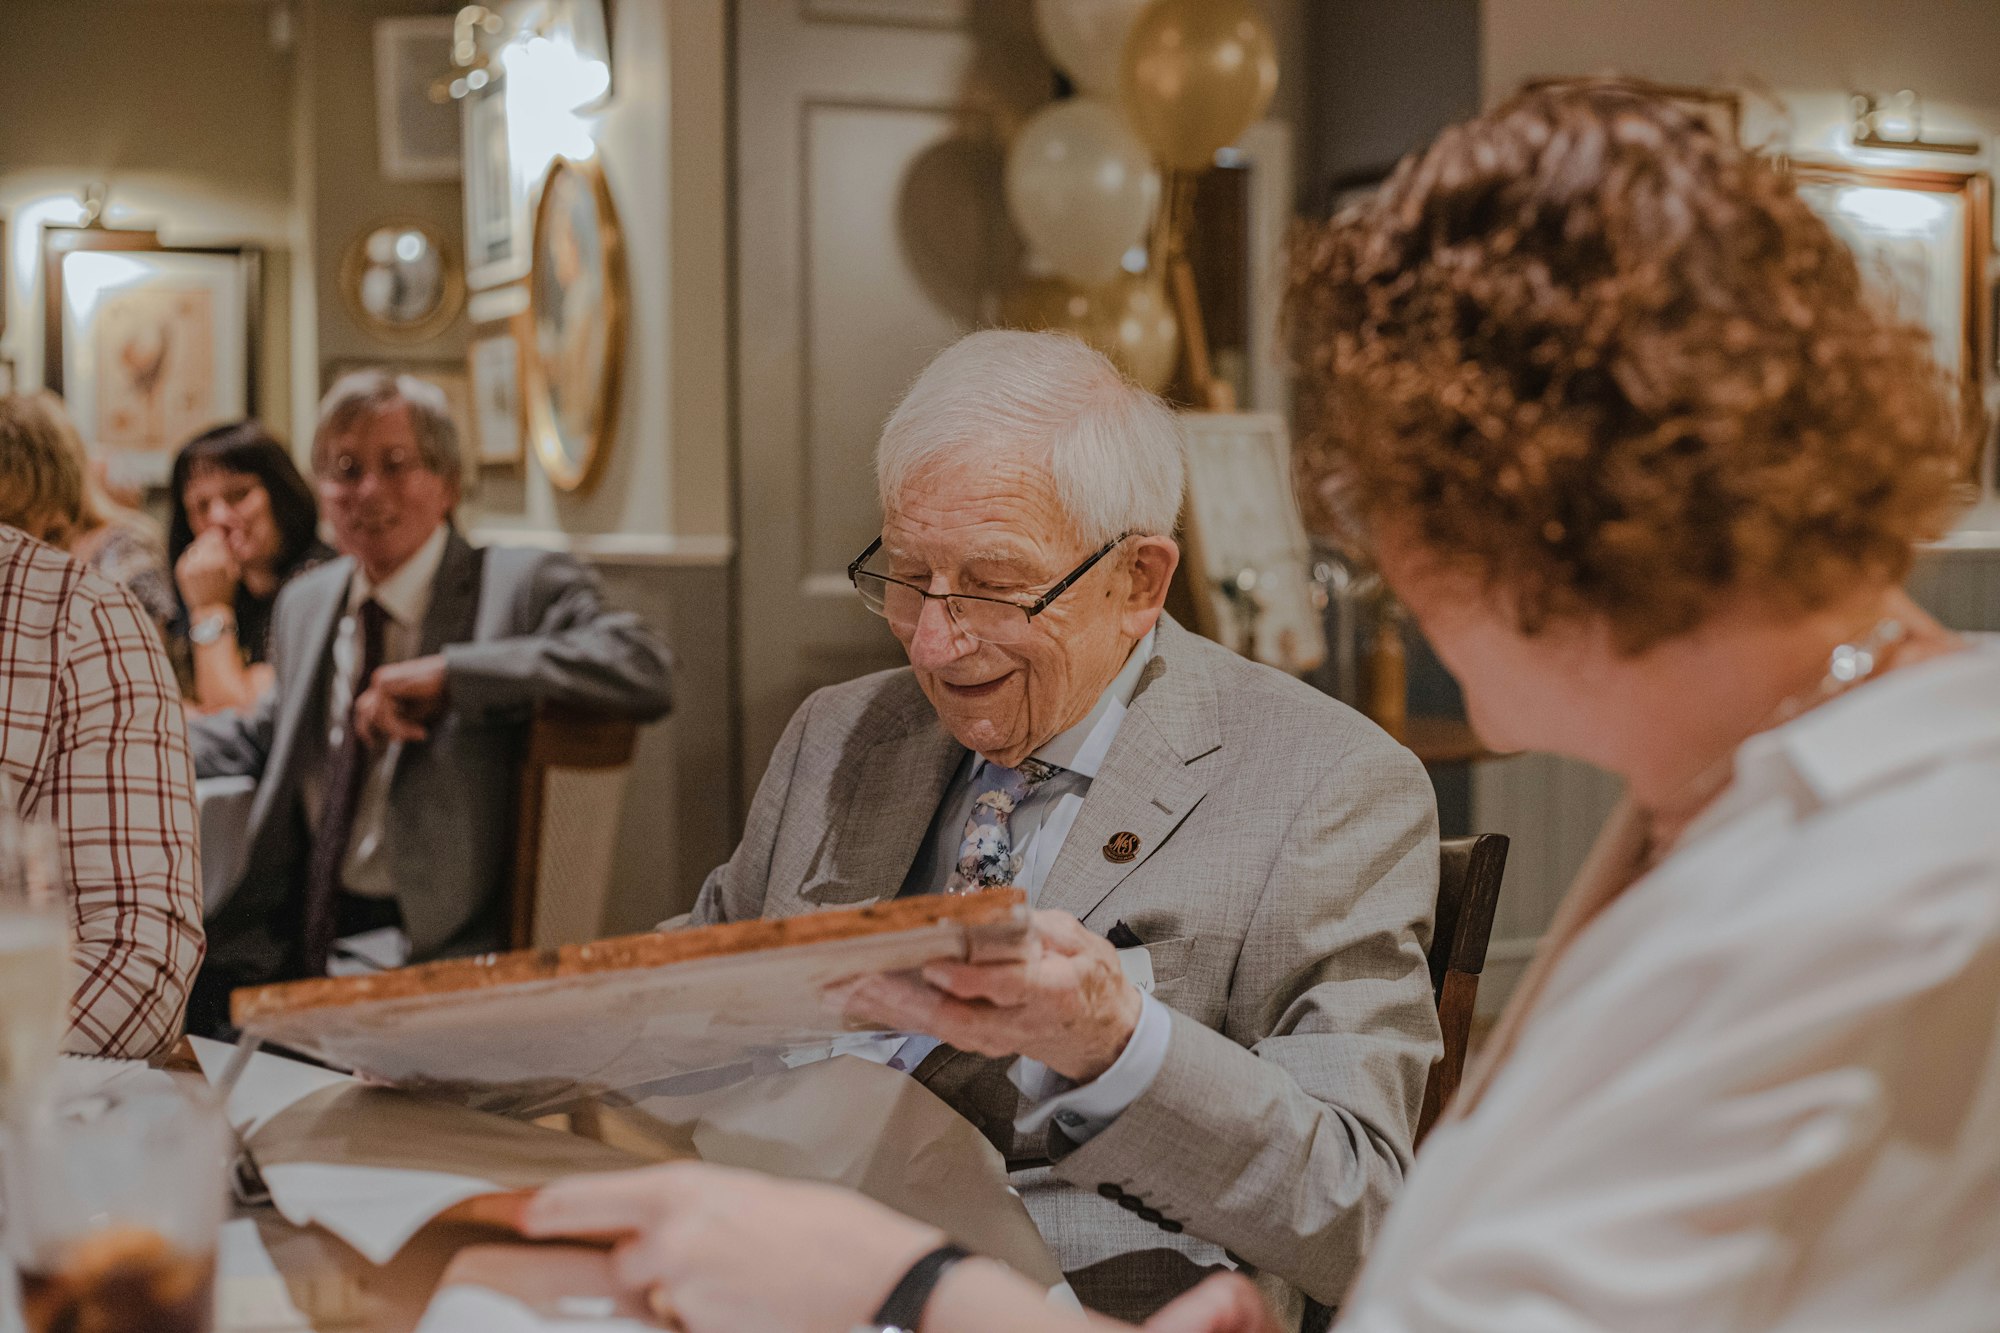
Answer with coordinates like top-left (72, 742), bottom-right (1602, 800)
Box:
top-left (870, 1243), bottom-right (971, 1331)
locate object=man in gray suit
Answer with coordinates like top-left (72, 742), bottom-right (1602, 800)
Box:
top-left (686, 331), bottom-right (1439, 1323)
top-left (187, 371), bottom-right (670, 1032)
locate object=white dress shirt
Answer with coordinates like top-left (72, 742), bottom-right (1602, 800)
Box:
top-left (1341, 644), bottom-right (2000, 1332)
top-left (303, 524), bottom-right (449, 904)
top-left (864, 630), bottom-right (1175, 1140)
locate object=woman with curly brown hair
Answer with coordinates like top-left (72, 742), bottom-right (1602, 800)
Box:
top-left (511, 87), bottom-right (2000, 1333)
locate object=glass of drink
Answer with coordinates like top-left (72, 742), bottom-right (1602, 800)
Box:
top-left (3, 1085), bottom-right (228, 1333)
top-left (0, 803), bottom-right (66, 1120)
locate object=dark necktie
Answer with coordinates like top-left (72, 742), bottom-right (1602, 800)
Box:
top-left (301, 598), bottom-right (389, 976)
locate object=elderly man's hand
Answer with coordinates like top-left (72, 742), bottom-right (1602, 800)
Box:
top-left (523, 1163), bottom-right (946, 1333)
top-left (352, 654), bottom-right (449, 746)
top-left (1143, 1275), bottom-right (1284, 1333)
top-left (839, 909), bottom-right (1143, 1083)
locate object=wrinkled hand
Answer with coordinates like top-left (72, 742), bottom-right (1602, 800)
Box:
top-left (175, 530), bottom-right (240, 611)
top-left (352, 654), bottom-right (448, 746)
top-left (837, 909), bottom-right (1143, 1083)
top-left (523, 1163), bottom-right (943, 1333)
top-left (1143, 1275), bottom-right (1283, 1333)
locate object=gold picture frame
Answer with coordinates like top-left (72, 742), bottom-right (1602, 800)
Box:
top-left (1791, 160), bottom-right (1992, 440)
top-left (337, 217), bottom-right (466, 345)
top-left (525, 156), bottom-right (627, 493)
top-left (467, 309), bottom-right (528, 467)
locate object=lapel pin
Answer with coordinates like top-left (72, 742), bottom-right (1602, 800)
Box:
top-left (1103, 831), bottom-right (1141, 864)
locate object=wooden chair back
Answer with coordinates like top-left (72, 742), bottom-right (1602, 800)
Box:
top-left (508, 703), bottom-right (641, 950)
top-left (1417, 832), bottom-right (1510, 1145)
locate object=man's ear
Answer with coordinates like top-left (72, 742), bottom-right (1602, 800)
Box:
top-left (1122, 536), bottom-right (1180, 633)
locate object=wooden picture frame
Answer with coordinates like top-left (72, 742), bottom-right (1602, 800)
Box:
top-left (1522, 75), bottom-right (1743, 145)
top-left (525, 155), bottom-right (627, 492)
top-left (374, 16), bottom-right (462, 182)
top-left (42, 226), bottom-right (262, 486)
top-left (1174, 411), bottom-right (1327, 675)
top-left (467, 311), bottom-right (528, 466)
top-left (1791, 161), bottom-right (1992, 438)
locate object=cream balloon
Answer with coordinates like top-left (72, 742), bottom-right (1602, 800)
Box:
top-left (1120, 0), bottom-right (1279, 173)
top-left (1032, 0), bottom-right (1151, 97)
top-left (999, 270), bottom-right (1180, 394)
top-left (1005, 98), bottom-right (1161, 287)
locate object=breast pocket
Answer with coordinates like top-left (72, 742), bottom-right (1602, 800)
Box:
top-left (1137, 934), bottom-right (1194, 989)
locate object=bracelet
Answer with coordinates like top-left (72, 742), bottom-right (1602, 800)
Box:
top-left (865, 1243), bottom-right (969, 1333)
top-left (189, 610), bottom-right (237, 646)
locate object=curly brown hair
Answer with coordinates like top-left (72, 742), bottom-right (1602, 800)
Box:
top-left (1288, 84), bottom-right (1969, 653)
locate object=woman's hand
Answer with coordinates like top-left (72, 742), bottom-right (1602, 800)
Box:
top-left (175, 529), bottom-right (240, 612)
top-left (1143, 1275), bottom-right (1284, 1333)
top-left (523, 1163), bottom-right (945, 1333)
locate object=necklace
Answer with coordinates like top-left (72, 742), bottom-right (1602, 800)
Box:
top-left (1641, 615), bottom-right (1912, 865)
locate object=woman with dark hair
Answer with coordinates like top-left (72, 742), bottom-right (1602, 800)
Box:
top-left (510, 85), bottom-right (2000, 1333)
top-left (168, 421), bottom-right (331, 712)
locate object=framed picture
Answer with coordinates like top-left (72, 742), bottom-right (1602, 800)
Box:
top-left (462, 76), bottom-right (531, 291)
top-left (42, 226), bottom-right (261, 486)
top-left (374, 17), bottom-right (462, 183)
top-left (1175, 411), bottom-right (1327, 675)
top-left (1522, 76), bottom-right (1742, 145)
top-left (1792, 162), bottom-right (1992, 412)
top-left (525, 156), bottom-right (627, 492)
top-left (467, 313), bottom-right (527, 466)
top-left (326, 359), bottom-right (478, 494)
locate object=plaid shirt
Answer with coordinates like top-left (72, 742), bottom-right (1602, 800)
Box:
top-left (0, 527), bottom-right (203, 1058)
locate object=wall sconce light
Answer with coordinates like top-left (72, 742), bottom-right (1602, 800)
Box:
top-left (1850, 91), bottom-right (1980, 155)
top-left (432, 5), bottom-right (511, 103)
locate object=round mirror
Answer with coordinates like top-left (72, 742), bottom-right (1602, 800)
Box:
top-left (339, 219), bottom-right (464, 342)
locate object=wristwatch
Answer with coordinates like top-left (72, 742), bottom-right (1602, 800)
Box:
top-left (189, 610), bottom-right (236, 645)
top-left (846, 1244), bottom-right (970, 1333)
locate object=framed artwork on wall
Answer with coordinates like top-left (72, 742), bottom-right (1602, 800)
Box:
top-left (463, 77), bottom-right (531, 291)
top-left (525, 156), bottom-right (626, 492)
top-left (1175, 411), bottom-right (1327, 676)
top-left (1522, 76), bottom-right (1743, 145)
top-left (42, 226), bottom-right (261, 487)
top-left (1792, 161), bottom-right (1992, 436)
top-left (375, 17), bottom-right (462, 183)
top-left (467, 313), bottom-right (527, 466)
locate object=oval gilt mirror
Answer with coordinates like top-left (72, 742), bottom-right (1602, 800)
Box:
top-left (525, 156), bottom-right (626, 492)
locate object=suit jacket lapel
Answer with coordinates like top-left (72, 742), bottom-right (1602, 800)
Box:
top-left (800, 706), bottom-right (966, 906)
top-left (1037, 617), bottom-right (1220, 924)
top-left (417, 528), bottom-right (481, 658)
top-left (264, 561), bottom-right (352, 793)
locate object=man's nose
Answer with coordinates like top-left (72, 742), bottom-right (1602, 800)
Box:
top-left (904, 593), bottom-right (974, 668)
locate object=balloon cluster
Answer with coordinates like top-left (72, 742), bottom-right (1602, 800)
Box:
top-left (1001, 0), bottom-right (1278, 393)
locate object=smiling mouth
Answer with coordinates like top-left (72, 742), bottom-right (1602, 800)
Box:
top-left (942, 671), bottom-right (1015, 698)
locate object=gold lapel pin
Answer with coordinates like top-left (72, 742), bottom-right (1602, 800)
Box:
top-left (1103, 831), bottom-right (1141, 864)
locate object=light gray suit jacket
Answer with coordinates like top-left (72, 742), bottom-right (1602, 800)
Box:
top-left (688, 616), bottom-right (1440, 1323)
top-left (192, 528), bottom-right (671, 984)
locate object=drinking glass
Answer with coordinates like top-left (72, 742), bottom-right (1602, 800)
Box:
top-left (0, 801), bottom-right (66, 1121)
top-left (3, 1085), bottom-right (228, 1333)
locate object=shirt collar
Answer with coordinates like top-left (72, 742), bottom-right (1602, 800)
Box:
top-left (1025, 627), bottom-right (1157, 780)
top-left (1750, 641), bottom-right (2000, 808)
top-left (346, 523), bottom-right (449, 628)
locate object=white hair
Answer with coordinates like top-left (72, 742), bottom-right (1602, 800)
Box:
top-left (876, 330), bottom-right (1185, 545)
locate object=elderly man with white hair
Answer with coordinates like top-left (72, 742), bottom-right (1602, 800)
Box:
top-left (612, 330), bottom-right (1440, 1324)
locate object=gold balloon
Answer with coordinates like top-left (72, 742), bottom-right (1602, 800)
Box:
top-left (999, 271), bottom-right (1180, 394)
top-left (1120, 0), bottom-right (1279, 173)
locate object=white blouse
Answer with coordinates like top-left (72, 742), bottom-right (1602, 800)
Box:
top-left (1341, 645), bottom-right (2000, 1332)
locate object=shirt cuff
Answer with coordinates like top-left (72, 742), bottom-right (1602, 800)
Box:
top-left (1011, 992), bottom-right (1172, 1144)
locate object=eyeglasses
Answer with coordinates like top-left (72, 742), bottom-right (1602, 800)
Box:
top-left (319, 448), bottom-right (425, 489)
top-left (847, 532), bottom-right (1133, 645)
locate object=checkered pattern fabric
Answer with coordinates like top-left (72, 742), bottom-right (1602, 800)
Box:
top-left (0, 527), bottom-right (202, 1058)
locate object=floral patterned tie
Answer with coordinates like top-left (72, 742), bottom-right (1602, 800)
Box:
top-left (945, 757), bottom-right (1062, 892)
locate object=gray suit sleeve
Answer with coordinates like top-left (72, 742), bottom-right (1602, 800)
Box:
top-left (679, 691), bottom-right (820, 929)
top-left (1047, 732), bottom-right (1442, 1307)
top-left (442, 553), bottom-right (672, 720)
